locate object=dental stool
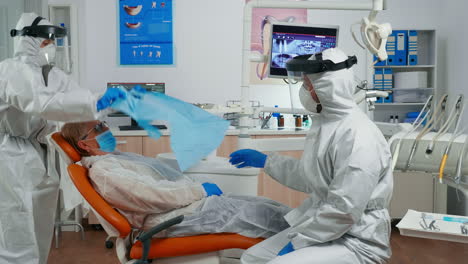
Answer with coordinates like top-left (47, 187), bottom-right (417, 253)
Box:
top-left (51, 132), bottom-right (263, 264)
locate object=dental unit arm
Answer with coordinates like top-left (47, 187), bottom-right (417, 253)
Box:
top-left (390, 131), bottom-right (468, 197)
top-left (387, 95), bottom-right (468, 197)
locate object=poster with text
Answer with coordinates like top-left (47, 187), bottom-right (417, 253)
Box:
top-left (119, 0), bottom-right (173, 65)
top-left (246, 0), bottom-right (307, 84)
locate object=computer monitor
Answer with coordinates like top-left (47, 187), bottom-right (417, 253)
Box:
top-left (269, 23), bottom-right (339, 78)
top-left (107, 82), bottom-right (165, 93)
top-left (106, 82), bottom-right (167, 130)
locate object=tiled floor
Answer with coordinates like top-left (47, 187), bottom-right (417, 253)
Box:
top-left (48, 227), bottom-right (468, 264)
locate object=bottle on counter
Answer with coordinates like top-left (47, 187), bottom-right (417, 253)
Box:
top-left (302, 115), bottom-right (310, 128)
top-left (395, 115), bottom-right (399, 124)
top-left (278, 114), bottom-right (285, 128)
top-left (57, 23), bottom-right (65, 46)
top-left (389, 115), bottom-right (395, 123)
top-left (294, 115), bottom-right (302, 128)
top-left (270, 107), bottom-right (280, 129)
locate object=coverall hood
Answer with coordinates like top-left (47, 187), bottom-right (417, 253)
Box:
top-left (13, 13), bottom-right (53, 66)
top-left (305, 48), bottom-right (357, 119)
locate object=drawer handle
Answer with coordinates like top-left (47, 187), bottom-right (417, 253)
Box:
top-left (116, 140), bottom-right (127, 145)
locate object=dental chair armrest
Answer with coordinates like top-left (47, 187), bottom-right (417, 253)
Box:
top-left (135, 215), bottom-right (184, 264)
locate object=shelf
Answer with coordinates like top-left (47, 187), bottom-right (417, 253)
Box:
top-left (375, 103), bottom-right (426, 106)
top-left (374, 65), bottom-right (435, 69)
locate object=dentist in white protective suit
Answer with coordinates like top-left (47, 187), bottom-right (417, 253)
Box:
top-left (229, 48), bottom-right (394, 264)
top-left (0, 13), bottom-right (124, 263)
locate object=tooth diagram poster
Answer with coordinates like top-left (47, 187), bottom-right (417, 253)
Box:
top-left (119, 0), bottom-right (173, 65)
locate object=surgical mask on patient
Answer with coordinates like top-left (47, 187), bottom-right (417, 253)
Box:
top-left (299, 84), bottom-right (322, 113)
top-left (96, 131), bottom-right (117, 152)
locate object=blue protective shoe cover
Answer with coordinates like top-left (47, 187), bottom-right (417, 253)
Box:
top-left (111, 87), bottom-right (229, 171)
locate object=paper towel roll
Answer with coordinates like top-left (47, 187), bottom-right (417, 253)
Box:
top-left (394, 71), bottom-right (428, 89)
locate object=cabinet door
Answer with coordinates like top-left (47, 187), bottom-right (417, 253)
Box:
top-left (142, 136), bottom-right (172, 157)
top-left (115, 136), bottom-right (143, 155)
top-left (255, 135), bottom-right (308, 208)
top-left (389, 172), bottom-right (434, 218)
top-left (216, 136), bottom-right (238, 157)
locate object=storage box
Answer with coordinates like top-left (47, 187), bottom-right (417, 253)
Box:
top-left (393, 88), bottom-right (433, 103)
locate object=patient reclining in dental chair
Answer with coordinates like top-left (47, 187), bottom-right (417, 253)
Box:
top-left (61, 121), bottom-right (291, 239)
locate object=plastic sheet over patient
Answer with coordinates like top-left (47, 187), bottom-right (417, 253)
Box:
top-left (111, 87), bottom-right (229, 171)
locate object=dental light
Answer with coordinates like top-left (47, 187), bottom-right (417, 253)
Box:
top-left (352, 10), bottom-right (392, 62)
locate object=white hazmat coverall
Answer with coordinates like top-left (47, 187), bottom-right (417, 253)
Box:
top-left (0, 13), bottom-right (98, 263)
top-left (241, 48), bottom-right (393, 264)
top-left (81, 152), bottom-right (291, 238)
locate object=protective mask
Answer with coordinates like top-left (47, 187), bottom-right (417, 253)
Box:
top-left (38, 43), bottom-right (56, 66)
top-left (95, 131), bottom-right (117, 152)
top-left (299, 84), bottom-right (322, 113)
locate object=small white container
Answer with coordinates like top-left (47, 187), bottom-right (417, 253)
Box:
top-left (269, 116), bottom-right (278, 129)
top-left (394, 71), bottom-right (428, 89)
top-left (393, 88), bottom-right (433, 103)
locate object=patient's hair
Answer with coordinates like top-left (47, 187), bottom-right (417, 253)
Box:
top-left (61, 122), bottom-right (91, 157)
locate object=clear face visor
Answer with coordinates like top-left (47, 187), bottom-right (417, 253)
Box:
top-left (286, 69), bottom-right (307, 113)
top-left (285, 53), bottom-right (358, 111)
top-left (10, 15), bottom-right (67, 40)
top-left (11, 16), bottom-right (71, 71)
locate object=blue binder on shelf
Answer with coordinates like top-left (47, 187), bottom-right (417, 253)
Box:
top-left (374, 69), bottom-right (384, 103)
top-left (390, 30), bottom-right (408, 66)
top-left (383, 68), bottom-right (393, 103)
top-left (385, 32), bottom-right (396, 66)
top-left (408, 30), bottom-right (418, 65)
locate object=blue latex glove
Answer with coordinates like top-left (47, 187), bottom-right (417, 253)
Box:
top-left (229, 149), bottom-right (267, 168)
top-left (278, 242), bottom-right (295, 256)
top-left (97, 88), bottom-right (127, 111)
top-left (202, 182), bottom-right (223, 196)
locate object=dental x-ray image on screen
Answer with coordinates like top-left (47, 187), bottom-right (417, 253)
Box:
top-left (269, 23), bottom-right (339, 78)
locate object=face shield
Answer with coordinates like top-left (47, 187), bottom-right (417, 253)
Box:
top-left (286, 53), bottom-right (358, 113)
top-left (10, 16), bottom-right (67, 41)
top-left (11, 16), bottom-right (68, 68)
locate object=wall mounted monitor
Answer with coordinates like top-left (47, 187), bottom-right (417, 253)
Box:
top-left (106, 82), bottom-right (166, 130)
top-left (269, 23), bottom-right (339, 78)
top-left (107, 82), bottom-right (165, 93)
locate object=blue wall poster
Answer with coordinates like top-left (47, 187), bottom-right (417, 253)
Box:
top-left (119, 0), bottom-right (173, 65)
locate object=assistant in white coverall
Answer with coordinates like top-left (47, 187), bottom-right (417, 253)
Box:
top-left (0, 13), bottom-right (121, 263)
top-left (230, 48), bottom-right (394, 264)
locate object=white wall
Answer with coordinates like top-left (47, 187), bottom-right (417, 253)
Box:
top-left (438, 1), bottom-right (468, 123)
top-left (50, 0), bottom-right (447, 107)
top-left (75, 0), bottom-right (244, 105)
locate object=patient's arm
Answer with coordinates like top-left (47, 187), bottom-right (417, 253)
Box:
top-left (89, 157), bottom-right (206, 214)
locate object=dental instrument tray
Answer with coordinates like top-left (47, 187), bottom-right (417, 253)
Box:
top-left (397, 209), bottom-right (468, 243)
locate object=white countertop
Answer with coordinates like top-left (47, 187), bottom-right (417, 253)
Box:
top-left (111, 128), bottom-right (309, 137)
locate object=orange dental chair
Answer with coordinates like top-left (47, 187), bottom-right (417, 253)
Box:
top-left (50, 132), bottom-right (263, 264)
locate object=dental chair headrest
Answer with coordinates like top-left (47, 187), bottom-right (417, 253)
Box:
top-left (51, 132), bottom-right (82, 164)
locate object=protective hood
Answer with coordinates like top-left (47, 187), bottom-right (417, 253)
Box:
top-left (13, 13), bottom-right (53, 66)
top-left (306, 48), bottom-right (357, 118)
